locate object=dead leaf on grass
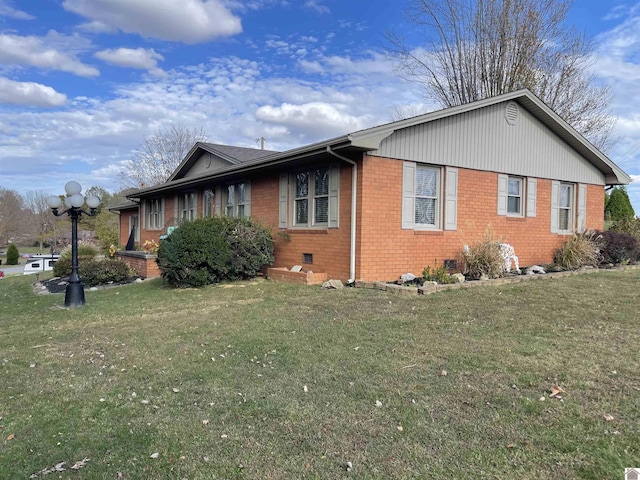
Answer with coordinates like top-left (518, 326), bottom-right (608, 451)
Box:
top-left (6, 433), bottom-right (14, 441)
top-left (150, 452), bottom-right (160, 459)
top-left (604, 414), bottom-right (615, 421)
top-left (70, 457), bottom-right (89, 470)
top-left (549, 385), bottom-right (565, 398)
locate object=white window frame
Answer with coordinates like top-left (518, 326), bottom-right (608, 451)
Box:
top-left (145, 198), bottom-right (164, 230)
top-left (558, 183), bottom-right (574, 232)
top-left (224, 182), bottom-right (248, 218)
top-left (292, 168), bottom-right (330, 228)
top-left (414, 165), bottom-right (441, 229)
top-left (179, 192), bottom-right (198, 222)
top-left (507, 176), bottom-right (524, 216)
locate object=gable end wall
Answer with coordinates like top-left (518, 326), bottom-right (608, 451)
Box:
top-left (371, 101), bottom-right (605, 185)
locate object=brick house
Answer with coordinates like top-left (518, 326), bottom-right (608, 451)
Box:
top-left (112, 89), bottom-right (630, 282)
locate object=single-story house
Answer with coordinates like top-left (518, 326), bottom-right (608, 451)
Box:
top-left (112, 89), bottom-right (630, 282)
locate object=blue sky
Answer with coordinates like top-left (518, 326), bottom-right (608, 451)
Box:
top-left (1, 0), bottom-right (640, 214)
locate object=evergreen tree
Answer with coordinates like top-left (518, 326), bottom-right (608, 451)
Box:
top-left (605, 186), bottom-right (635, 221)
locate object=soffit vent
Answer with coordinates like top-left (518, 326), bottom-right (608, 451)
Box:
top-left (505, 101), bottom-right (519, 126)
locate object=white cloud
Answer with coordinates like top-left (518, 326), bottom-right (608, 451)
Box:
top-left (63, 0), bottom-right (242, 44)
top-left (0, 33), bottom-right (99, 77)
top-left (0, 77), bottom-right (66, 107)
top-left (0, 1), bottom-right (34, 20)
top-left (298, 59), bottom-right (325, 74)
top-left (256, 102), bottom-right (366, 138)
top-left (95, 47), bottom-right (165, 76)
top-left (304, 0), bottom-right (330, 14)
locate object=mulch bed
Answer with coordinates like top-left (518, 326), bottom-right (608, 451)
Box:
top-left (36, 276), bottom-right (144, 294)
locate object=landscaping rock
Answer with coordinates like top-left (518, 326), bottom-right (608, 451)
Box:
top-left (400, 273), bottom-right (416, 283)
top-left (526, 265), bottom-right (546, 275)
top-left (451, 273), bottom-right (465, 283)
top-left (322, 279), bottom-right (344, 289)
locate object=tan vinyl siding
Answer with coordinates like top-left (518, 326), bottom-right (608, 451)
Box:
top-left (371, 101), bottom-right (605, 185)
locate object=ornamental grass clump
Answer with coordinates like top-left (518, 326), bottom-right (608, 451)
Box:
top-left (461, 230), bottom-right (504, 280)
top-left (157, 217), bottom-right (274, 288)
top-left (554, 230), bottom-right (603, 270)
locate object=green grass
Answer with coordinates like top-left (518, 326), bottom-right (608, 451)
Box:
top-left (1, 271), bottom-right (639, 479)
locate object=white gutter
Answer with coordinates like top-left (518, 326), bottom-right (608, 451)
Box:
top-left (326, 146), bottom-right (357, 283)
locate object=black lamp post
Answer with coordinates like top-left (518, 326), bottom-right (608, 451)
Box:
top-left (46, 181), bottom-right (100, 307)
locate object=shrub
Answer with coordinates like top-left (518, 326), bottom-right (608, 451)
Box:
top-left (610, 217), bottom-right (640, 240)
top-left (554, 230), bottom-right (603, 270)
top-left (598, 230), bottom-right (638, 265)
top-left (423, 263), bottom-right (456, 284)
top-left (53, 255), bottom-right (95, 277)
top-left (157, 217), bottom-right (274, 288)
top-left (461, 233), bottom-right (504, 279)
top-left (81, 259), bottom-right (132, 287)
top-left (6, 243), bottom-right (19, 265)
top-left (59, 241), bottom-right (100, 258)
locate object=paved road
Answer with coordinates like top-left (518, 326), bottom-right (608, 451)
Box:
top-left (0, 264), bottom-right (26, 276)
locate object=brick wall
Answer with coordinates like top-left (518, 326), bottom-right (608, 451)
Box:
top-left (116, 251), bottom-right (160, 278)
top-left (251, 166), bottom-right (354, 281)
top-left (357, 155), bottom-right (604, 281)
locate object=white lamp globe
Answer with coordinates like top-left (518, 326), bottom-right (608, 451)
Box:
top-left (65, 181), bottom-right (82, 196)
top-left (69, 193), bottom-right (85, 208)
top-left (46, 195), bottom-right (62, 209)
top-left (86, 196), bottom-right (100, 209)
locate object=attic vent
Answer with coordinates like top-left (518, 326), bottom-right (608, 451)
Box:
top-left (505, 101), bottom-right (519, 126)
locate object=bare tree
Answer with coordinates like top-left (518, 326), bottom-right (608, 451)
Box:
top-left (119, 125), bottom-right (207, 189)
top-left (0, 188), bottom-right (30, 245)
top-left (23, 190), bottom-right (53, 249)
top-left (387, 0), bottom-right (615, 150)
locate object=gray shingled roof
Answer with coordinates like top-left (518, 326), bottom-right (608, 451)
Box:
top-left (200, 143), bottom-right (279, 164)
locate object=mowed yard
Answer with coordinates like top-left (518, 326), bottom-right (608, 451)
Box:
top-left (0, 270), bottom-right (639, 479)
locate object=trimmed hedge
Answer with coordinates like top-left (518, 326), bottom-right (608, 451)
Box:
top-left (157, 217), bottom-right (275, 288)
top-left (81, 259), bottom-right (132, 287)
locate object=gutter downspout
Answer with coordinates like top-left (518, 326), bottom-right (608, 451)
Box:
top-left (327, 146), bottom-right (357, 283)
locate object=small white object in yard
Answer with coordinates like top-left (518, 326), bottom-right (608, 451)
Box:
top-left (99, 398), bottom-right (105, 402)
top-left (303, 385), bottom-right (309, 393)
top-left (397, 425), bottom-right (404, 431)
top-left (290, 265), bottom-right (303, 272)
top-left (322, 279), bottom-right (344, 289)
top-left (500, 243), bottom-right (521, 273)
top-left (400, 273), bottom-right (416, 283)
top-left (346, 461), bottom-right (353, 472)
top-left (30, 363), bottom-right (36, 368)
top-left (526, 265), bottom-right (546, 275)
top-left (89, 287), bottom-right (98, 291)
top-left (172, 387), bottom-right (180, 393)
top-left (70, 457), bottom-right (90, 470)
top-left (375, 400), bottom-right (383, 407)
top-left (441, 370), bottom-right (447, 376)
top-left (150, 452), bottom-right (160, 459)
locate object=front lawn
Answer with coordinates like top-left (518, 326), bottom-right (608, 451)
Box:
top-left (0, 271), bottom-right (638, 478)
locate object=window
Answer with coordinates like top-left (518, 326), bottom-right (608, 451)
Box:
top-left (145, 198), bottom-right (164, 229)
top-left (294, 168), bottom-right (329, 227)
top-left (507, 177), bottom-right (523, 215)
top-left (402, 162), bottom-right (457, 230)
top-left (498, 175), bottom-right (537, 217)
top-left (558, 183), bottom-right (573, 231)
top-left (415, 166), bottom-right (440, 226)
top-left (203, 189), bottom-right (214, 218)
top-left (225, 183), bottom-right (246, 218)
top-left (179, 192), bottom-right (197, 221)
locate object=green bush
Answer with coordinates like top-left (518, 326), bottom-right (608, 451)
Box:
top-left (157, 217), bottom-right (275, 288)
top-left (610, 217), bottom-right (640, 240)
top-left (81, 259), bottom-right (132, 287)
top-left (6, 243), bottom-right (19, 265)
top-left (53, 255), bottom-right (95, 277)
top-left (423, 263), bottom-right (456, 284)
top-left (554, 230), bottom-right (603, 270)
top-left (461, 233), bottom-right (504, 279)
